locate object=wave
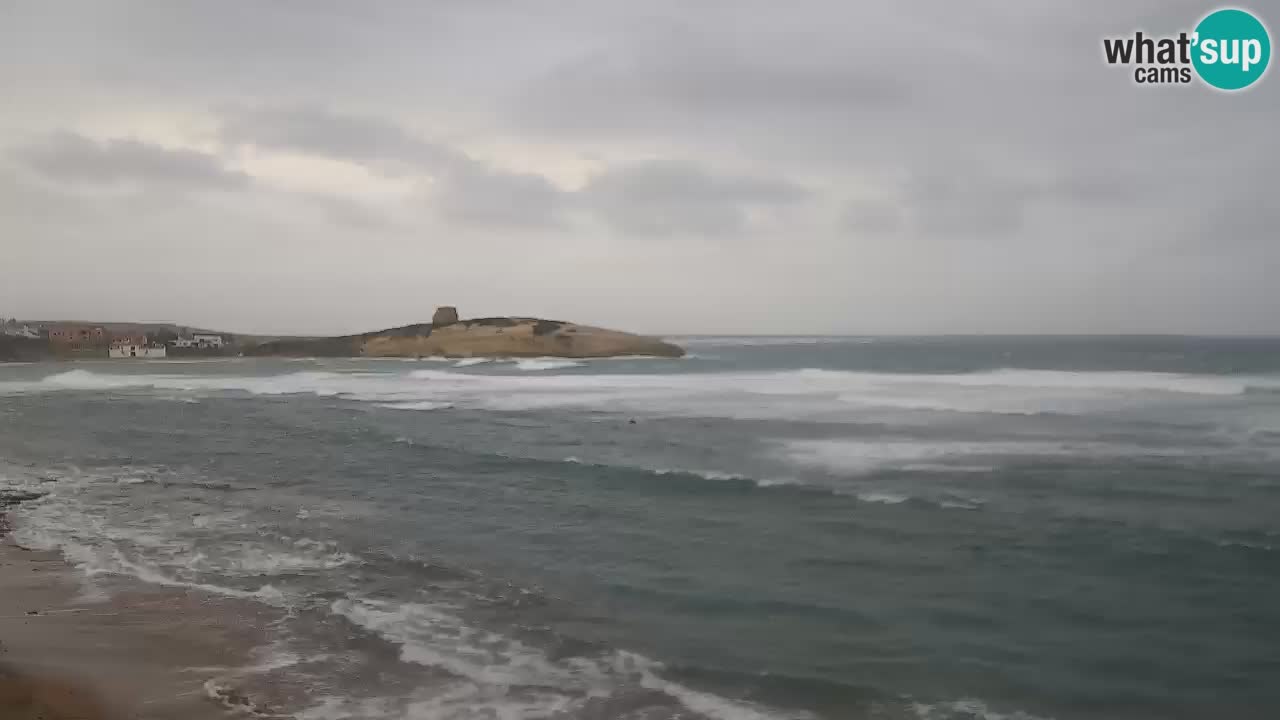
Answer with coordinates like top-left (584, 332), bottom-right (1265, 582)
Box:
top-left (514, 357), bottom-right (585, 371)
top-left (674, 336), bottom-right (872, 347)
top-left (8, 470), bottom-right (363, 593)
top-left (777, 437), bottom-right (1240, 476)
top-left (8, 368), bottom-right (355, 396)
top-left (913, 698), bottom-right (1054, 720)
top-left (562, 455), bottom-right (764, 485)
top-left (8, 465), bottom-right (814, 720)
top-left (931, 368), bottom-right (1278, 395)
top-left (450, 357), bottom-right (596, 371)
top-left (375, 401), bottom-right (454, 411)
top-left (557, 455), bottom-right (986, 510)
top-left (652, 467), bottom-right (751, 482)
top-left (26, 530), bottom-right (292, 606)
top-left (20, 366), bottom-right (1280, 396)
top-left (855, 492), bottom-right (910, 505)
top-left (1215, 539), bottom-right (1275, 552)
top-left (331, 596), bottom-right (810, 720)
top-left (8, 461), bottom-right (1013, 720)
top-left (938, 498), bottom-right (984, 510)
top-left (782, 438), bottom-right (1050, 475)
top-left (14, 521), bottom-right (338, 601)
top-left (7, 367), bottom-right (1280, 429)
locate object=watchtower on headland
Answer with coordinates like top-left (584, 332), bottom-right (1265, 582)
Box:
top-left (432, 306), bottom-right (459, 326)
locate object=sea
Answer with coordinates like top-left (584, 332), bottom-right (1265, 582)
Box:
top-left (1, 335), bottom-right (1278, 720)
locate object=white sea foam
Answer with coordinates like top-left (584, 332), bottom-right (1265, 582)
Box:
top-left (782, 439), bottom-right (1044, 475)
top-left (376, 401), bottom-right (454, 411)
top-left (640, 672), bottom-right (813, 720)
top-left (513, 357), bottom-right (585, 371)
top-left (913, 698), bottom-right (1055, 720)
top-left (1216, 539), bottom-right (1274, 551)
top-left (562, 456), bottom-right (761, 484)
top-left (221, 544), bottom-right (360, 574)
top-left (938, 496), bottom-right (985, 510)
top-left (15, 522), bottom-right (290, 604)
top-left (452, 357), bottom-right (491, 367)
top-left (855, 492), bottom-right (911, 505)
top-left (331, 597), bottom-right (581, 688)
top-left (779, 437), bottom-right (1212, 476)
top-left (6, 366), bottom-right (1280, 429)
top-left (652, 467), bottom-right (750, 482)
top-left (7, 468), bottom-right (356, 606)
top-left (331, 596), bottom-right (808, 720)
top-left (675, 336), bottom-right (869, 347)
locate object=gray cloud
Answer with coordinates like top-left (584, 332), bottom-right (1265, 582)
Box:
top-left (580, 160), bottom-right (808, 237)
top-left (220, 105), bottom-right (807, 236)
top-left (11, 132), bottom-right (249, 191)
top-left (1, 1), bottom-right (1278, 334)
top-left (904, 173), bottom-right (1033, 238)
top-left (220, 105), bottom-right (567, 228)
top-left (841, 199), bottom-right (904, 236)
top-left (220, 105), bottom-right (458, 174)
top-left (518, 45), bottom-right (911, 137)
top-left (435, 163), bottom-right (568, 229)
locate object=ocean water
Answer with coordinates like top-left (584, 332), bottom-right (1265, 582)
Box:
top-left (1, 335), bottom-right (1279, 720)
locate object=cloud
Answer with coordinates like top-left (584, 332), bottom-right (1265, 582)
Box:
top-left (579, 160), bottom-right (808, 237)
top-left (219, 106), bottom-right (808, 235)
top-left (220, 105), bottom-right (568, 228)
top-left (518, 45), bottom-right (911, 136)
top-left (433, 163), bottom-right (568, 229)
top-left (2, 2), bottom-right (1279, 333)
top-left (10, 132), bottom-right (249, 191)
top-left (841, 198), bottom-right (904, 236)
top-left (220, 105), bottom-right (458, 174)
top-left (904, 172), bottom-right (1036, 238)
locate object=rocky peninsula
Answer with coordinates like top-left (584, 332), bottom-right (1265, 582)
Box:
top-left (245, 307), bottom-right (684, 359)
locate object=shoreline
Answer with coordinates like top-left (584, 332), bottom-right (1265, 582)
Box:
top-left (0, 510), bottom-right (274, 720)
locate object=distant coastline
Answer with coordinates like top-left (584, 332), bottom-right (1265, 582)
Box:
top-left (1, 308), bottom-right (684, 361)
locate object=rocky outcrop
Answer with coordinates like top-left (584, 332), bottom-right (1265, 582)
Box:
top-left (431, 306), bottom-right (459, 326)
top-left (360, 318), bottom-right (683, 358)
top-left (245, 310), bottom-right (684, 359)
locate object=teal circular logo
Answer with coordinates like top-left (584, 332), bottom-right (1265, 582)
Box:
top-left (1192, 8), bottom-right (1271, 90)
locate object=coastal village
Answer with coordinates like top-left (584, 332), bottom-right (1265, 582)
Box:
top-left (1, 318), bottom-right (232, 360)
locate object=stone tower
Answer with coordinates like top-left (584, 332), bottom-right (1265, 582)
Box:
top-left (432, 306), bottom-right (459, 326)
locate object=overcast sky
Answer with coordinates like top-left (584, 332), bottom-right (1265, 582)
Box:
top-left (1, 1), bottom-right (1277, 335)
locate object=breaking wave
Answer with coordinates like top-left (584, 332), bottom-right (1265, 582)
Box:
top-left (912, 698), bottom-right (1055, 720)
top-left (13, 366), bottom-right (1280, 401)
top-left (513, 357), bottom-right (585, 371)
top-left (375, 401), bottom-right (454, 411)
top-left (331, 596), bottom-right (811, 720)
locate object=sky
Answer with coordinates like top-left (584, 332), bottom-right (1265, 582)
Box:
top-left (1, 0), bottom-right (1277, 335)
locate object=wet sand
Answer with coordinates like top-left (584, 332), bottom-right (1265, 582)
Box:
top-left (0, 537), bottom-right (278, 719)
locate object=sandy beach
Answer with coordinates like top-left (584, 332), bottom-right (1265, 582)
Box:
top-left (0, 522), bottom-right (277, 720)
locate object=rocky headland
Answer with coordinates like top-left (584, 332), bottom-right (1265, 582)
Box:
top-left (245, 307), bottom-right (684, 359)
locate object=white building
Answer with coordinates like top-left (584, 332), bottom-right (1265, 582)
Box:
top-left (109, 342), bottom-right (167, 359)
top-left (2, 323), bottom-right (40, 339)
top-left (172, 333), bottom-right (225, 348)
top-left (192, 333), bottom-right (224, 348)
